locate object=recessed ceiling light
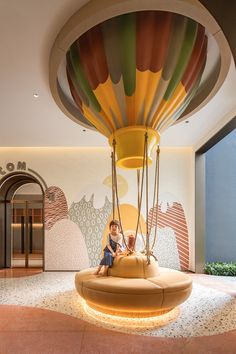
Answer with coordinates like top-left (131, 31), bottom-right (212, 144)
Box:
top-left (185, 120), bottom-right (189, 124)
top-left (33, 93), bottom-right (39, 98)
top-left (82, 129), bottom-right (86, 132)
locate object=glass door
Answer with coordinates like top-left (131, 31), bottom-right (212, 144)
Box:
top-left (11, 201), bottom-right (26, 267)
top-left (11, 200), bottom-right (43, 268)
top-left (28, 202), bottom-right (43, 268)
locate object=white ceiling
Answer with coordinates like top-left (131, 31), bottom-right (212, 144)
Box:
top-left (0, 0), bottom-right (236, 148)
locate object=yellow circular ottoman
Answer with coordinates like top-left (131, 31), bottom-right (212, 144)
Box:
top-left (75, 254), bottom-right (192, 317)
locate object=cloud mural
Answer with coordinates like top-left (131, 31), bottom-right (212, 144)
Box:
top-left (43, 182), bottom-right (189, 271)
top-left (69, 195), bottom-right (112, 267)
top-left (45, 219), bottom-right (89, 270)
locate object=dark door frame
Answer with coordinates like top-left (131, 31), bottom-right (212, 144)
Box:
top-left (11, 199), bottom-right (43, 268)
top-left (195, 116), bottom-right (236, 272)
top-left (0, 172), bottom-right (45, 270)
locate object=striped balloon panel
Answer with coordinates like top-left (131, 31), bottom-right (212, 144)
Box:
top-left (66, 11), bottom-right (207, 137)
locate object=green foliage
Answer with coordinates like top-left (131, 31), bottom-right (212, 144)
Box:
top-left (204, 262), bottom-right (236, 276)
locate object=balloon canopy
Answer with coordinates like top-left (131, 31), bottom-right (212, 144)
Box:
top-left (64, 11), bottom-right (207, 168)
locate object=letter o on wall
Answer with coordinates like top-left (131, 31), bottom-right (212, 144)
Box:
top-left (6, 163), bottom-right (15, 172)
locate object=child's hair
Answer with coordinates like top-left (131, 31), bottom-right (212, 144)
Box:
top-left (109, 219), bottom-right (120, 229)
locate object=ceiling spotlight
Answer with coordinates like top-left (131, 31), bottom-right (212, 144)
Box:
top-left (33, 93), bottom-right (39, 98)
top-left (185, 120), bottom-right (189, 124)
top-left (83, 129), bottom-right (86, 132)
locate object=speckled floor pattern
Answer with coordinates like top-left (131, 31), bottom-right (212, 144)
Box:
top-left (0, 272), bottom-right (235, 338)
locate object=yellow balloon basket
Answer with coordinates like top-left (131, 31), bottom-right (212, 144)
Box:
top-left (109, 126), bottom-right (160, 169)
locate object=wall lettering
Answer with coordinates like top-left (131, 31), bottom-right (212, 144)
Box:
top-left (6, 163), bottom-right (14, 172)
top-left (0, 167), bottom-right (6, 176)
top-left (0, 161), bottom-right (27, 176)
top-left (17, 161), bottom-right (26, 170)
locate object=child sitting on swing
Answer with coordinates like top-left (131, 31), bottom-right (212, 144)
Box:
top-left (95, 219), bottom-right (124, 276)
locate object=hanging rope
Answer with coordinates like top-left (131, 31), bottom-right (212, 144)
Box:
top-left (144, 132), bottom-right (151, 264)
top-left (111, 151), bottom-right (115, 220)
top-left (136, 170), bottom-right (146, 249)
top-left (148, 148), bottom-right (158, 236)
top-left (133, 133), bottom-right (147, 250)
top-left (112, 139), bottom-right (129, 250)
top-left (151, 146), bottom-right (160, 251)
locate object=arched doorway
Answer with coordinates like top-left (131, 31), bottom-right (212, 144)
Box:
top-left (0, 172), bottom-right (44, 270)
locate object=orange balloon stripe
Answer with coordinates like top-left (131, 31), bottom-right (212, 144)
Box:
top-left (126, 95), bottom-right (136, 125)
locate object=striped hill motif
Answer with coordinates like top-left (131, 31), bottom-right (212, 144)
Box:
top-left (148, 202), bottom-right (190, 270)
top-left (66, 11), bottom-right (207, 136)
top-left (44, 186), bottom-right (68, 230)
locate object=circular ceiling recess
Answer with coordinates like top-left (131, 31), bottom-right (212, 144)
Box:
top-left (49, 0), bottom-right (232, 134)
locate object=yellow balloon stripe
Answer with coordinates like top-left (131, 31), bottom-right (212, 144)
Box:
top-left (146, 77), bottom-right (169, 126)
top-left (93, 78), bottom-right (123, 130)
top-left (143, 70), bottom-right (162, 124)
top-left (151, 83), bottom-right (186, 129)
top-left (135, 70), bottom-right (149, 124)
top-left (82, 104), bottom-right (111, 137)
top-left (112, 79), bottom-right (128, 126)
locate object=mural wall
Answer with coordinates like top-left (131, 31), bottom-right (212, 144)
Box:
top-left (0, 147), bottom-right (194, 271)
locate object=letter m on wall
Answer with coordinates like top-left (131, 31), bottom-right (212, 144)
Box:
top-left (17, 161), bottom-right (26, 170)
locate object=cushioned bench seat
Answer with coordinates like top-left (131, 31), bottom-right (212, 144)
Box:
top-left (75, 254), bottom-right (192, 317)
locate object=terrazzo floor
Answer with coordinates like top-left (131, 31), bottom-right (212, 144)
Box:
top-left (0, 271), bottom-right (235, 338)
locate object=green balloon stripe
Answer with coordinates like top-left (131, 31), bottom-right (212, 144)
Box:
top-left (66, 53), bottom-right (89, 107)
top-left (164, 19), bottom-right (198, 100)
top-left (119, 13), bottom-right (136, 96)
top-left (70, 43), bottom-right (101, 112)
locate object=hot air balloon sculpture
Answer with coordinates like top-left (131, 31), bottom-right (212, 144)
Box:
top-left (49, 7), bottom-right (210, 318)
top-left (66, 11), bottom-right (207, 169)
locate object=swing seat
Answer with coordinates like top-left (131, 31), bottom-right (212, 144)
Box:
top-left (75, 253), bottom-right (192, 318)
